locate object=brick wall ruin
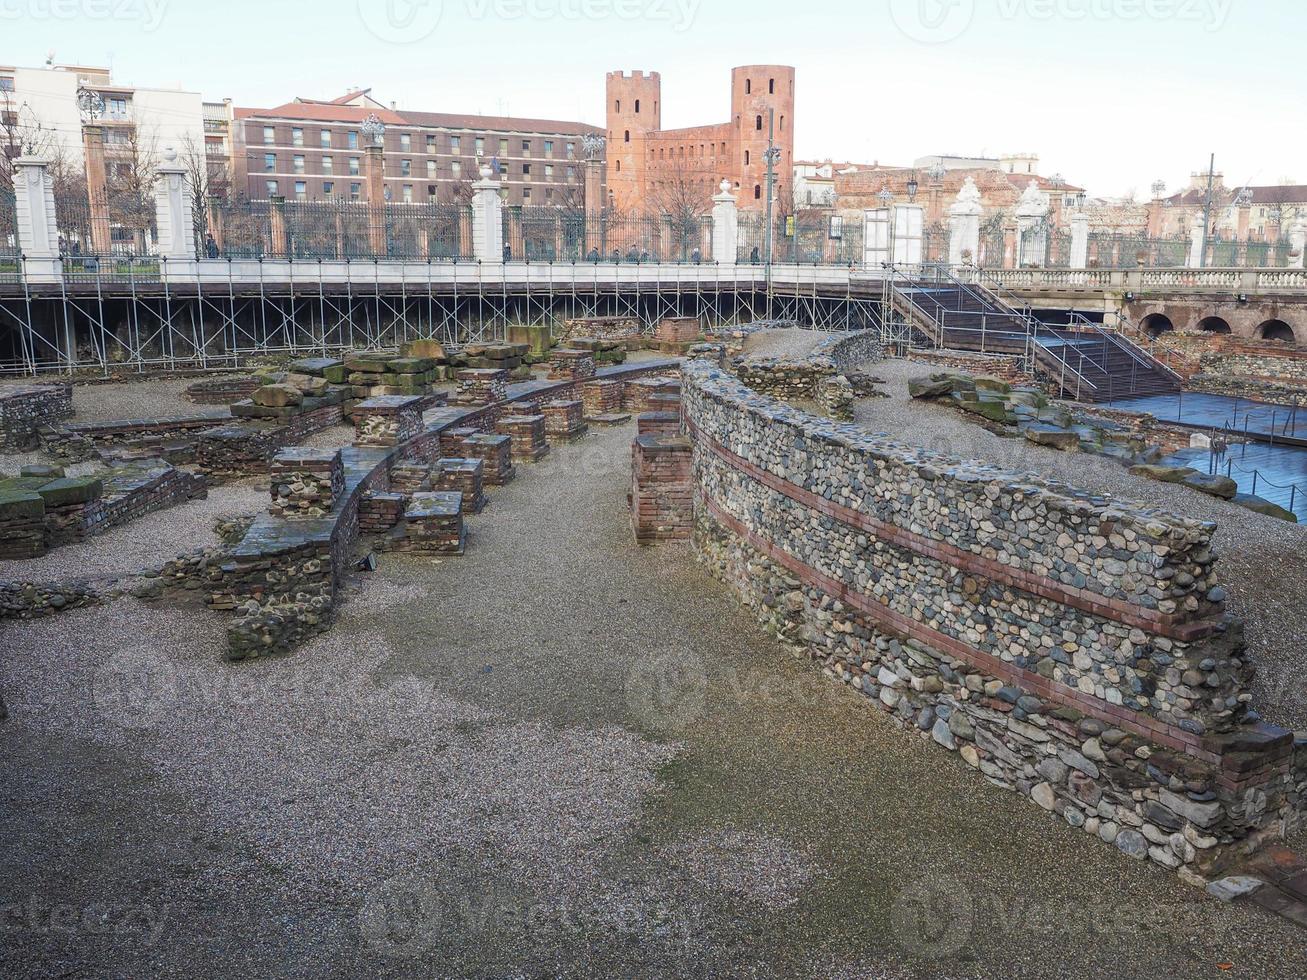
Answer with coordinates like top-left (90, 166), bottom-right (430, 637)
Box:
top-left (683, 358), bottom-right (1301, 882)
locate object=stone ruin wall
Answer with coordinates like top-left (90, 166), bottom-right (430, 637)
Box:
top-left (0, 385), bottom-right (74, 451)
top-left (682, 359), bottom-right (1305, 882)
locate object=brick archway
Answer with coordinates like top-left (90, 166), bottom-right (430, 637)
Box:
top-left (1258, 319), bottom-right (1298, 344)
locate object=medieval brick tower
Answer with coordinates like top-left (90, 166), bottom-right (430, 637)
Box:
top-left (605, 70), bottom-right (662, 214)
top-left (605, 65), bottom-right (795, 215)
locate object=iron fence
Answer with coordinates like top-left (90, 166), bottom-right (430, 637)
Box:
top-left (0, 189), bottom-right (17, 283)
top-left (737, 211), bottom-right (863, 266)
top-left (205, 199), bottom-right (476, 261)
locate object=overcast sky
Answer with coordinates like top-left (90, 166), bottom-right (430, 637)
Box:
top-left (4, 0), bottom-right (1298, 199)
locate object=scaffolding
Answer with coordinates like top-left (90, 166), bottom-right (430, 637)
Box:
top-left (0, 262), bottom-right (887, 376)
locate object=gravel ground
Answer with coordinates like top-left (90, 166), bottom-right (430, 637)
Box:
top-left (297, 425), bottom-right (359, 450)
top-left (3, 420), bottom-right (1304, 978)
top-left (741, 328), bottom-right (833, 359)
top-left (854, 358), bottom-right (1307, 732)
top-left (65, 377), bottom-right (238, 423)
top-left (0, 478), bottom-right (267, 582)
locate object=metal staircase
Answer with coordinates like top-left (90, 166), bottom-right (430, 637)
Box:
top-left (885, 266), bottom-right (1182, 403)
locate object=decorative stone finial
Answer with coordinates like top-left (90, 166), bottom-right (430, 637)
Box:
top-left (478, 162), bottom-right (494, 180)
top-left (161, 144), bottom-right (178, 164)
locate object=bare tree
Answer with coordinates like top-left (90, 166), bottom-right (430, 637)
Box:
top-left (648, 157), bottom-right (713, 261)
top-left (1, 89), bottom-right (58, 193)
top-left (106, 123), bottom-right (159, 251)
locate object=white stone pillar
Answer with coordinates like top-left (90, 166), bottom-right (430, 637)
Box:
top-left (1014, 180), bottom-right (1050, 268)
top-left (153, 146), bottom-right (198, 280)
top-left (12, 156), bottom-right (62, 282)
top-left (711, 180), bottom-right (738, 266)
top-left (1188, 218), bottom-right (1206, 269)
top-left (1288, 218), bottom-right (1306, 270)
top-left (471, 164), bottom-right (504, 265)
top-left (947, 176), bottom-right (982, 268)
top-left (1069, 211), bottom-right (1090, 268)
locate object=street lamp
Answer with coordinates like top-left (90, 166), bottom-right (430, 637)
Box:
top-left (877, 187), bottom-right (894, 207)
top-left (360, 113), bottom-right (386, 147)
top-left (76, 85), bottom-right (105, 123)
top-left (906, 173), bottom-right (919, 202)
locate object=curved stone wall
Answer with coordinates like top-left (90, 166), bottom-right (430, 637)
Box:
top-left (683, 358), bottom-right (1302, 879)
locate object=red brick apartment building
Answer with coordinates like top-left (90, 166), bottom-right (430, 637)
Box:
top-left (606, 65), bottom-right (795, 214)
top-left (231, 89), bottom-right (605, 206)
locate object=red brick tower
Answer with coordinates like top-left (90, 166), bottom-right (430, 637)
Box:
top-left (731, 66), bottom-right (795, 209)
top-left (605, 71), bottom-right (662, 214)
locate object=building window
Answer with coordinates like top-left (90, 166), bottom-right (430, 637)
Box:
top-left (264, 153), bottom-right (276, 172)
top-left (624, 130), bottom-right (630, 143)
top-left (349, 157), bottom-right (360, 175)
top-left (323, 181), bottom-right (334, 196)
top-left (522, 163), bottom-right (531, 175)
top-left (780, 115), bottom-right (785, 132)
top-left (616, 160), bottom-right (621, 172)
top-left (566, 142), bottom-right (575, 159)
top-left (293, 155), bottom-right (305, 174)
top-left (522, 139), bottom-right (531, 153)
top-left (829, 215), bottom-right (843, 239)
top-left (744, 150), bottom-right (750, 165)
top-left (755, 115), bottom-right (763, 131)
top-left (428, 184), bottom-right (438, 202)
top-left (320, 130), bottom-right (332, 148)
top-left (400, 133), bottom-right (411, 151)
top-left (544, 164), bottom-right (553, 178)
top-left (499, 138), bottom-right (509, 156)
top-left (106, 97), bottom-right (128, 119)
top-left (523, 187), bottom-right (532, 201)
top-left (451, 135), bottom-right (461, 151)
top-left (350, 182), bottom-right (361, 201)
top-left (402, 184), bottom-right (413, 203)
top-left (266, 180), bottom-right (278, 196)
top-left (263, 126), bottom-right (275, 144)
top-left (400, 159), bottom-right (412, 176)
top-left (294, 181), bottom-right (306, 200)
top-left (746, 79), bottom-right (751, 94)
top-left (566, 166), bottom-right (575, 179)
top-left (426, 160), bottom-right (436, 177)
top-left (348, 131), bottom-right (359, 149)
top-left (451, 161), bottom-right (461, 179)
top-left (769, 78), bottom-right (775, 94)
top-left (426, 135), bottom-right (437, 153)
top-left (292, 128), bottom-right (303, 146)
top-left (0, 77), bottom-right (13, 92)
top-left (754, 185), bottom-right (761, 200)
top-left (322, 156), bottom-right (334, 174)
top-left (543, 140), bottom-right (553, 157)
top-left (635, 99), bottom-right (640, 113)
top-left (475, 137), bottom-right (485, 155)
top-left (546, 188), bottom-right (553, 200)
top-left (615, 99), bottom-right (621, 112)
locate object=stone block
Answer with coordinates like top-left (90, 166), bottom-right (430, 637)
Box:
top-left (252, 383), bottom-right (304, 408)
top-left (36, 476), bottom-right (103, 507)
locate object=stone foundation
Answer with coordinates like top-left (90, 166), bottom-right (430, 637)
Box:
top-left (549, 349), bottom-right (597, 382)
top-left (354, 395), bottom-right (423, 448)
top-left (581, 380), bottom-right (624, 417)
top-left (269, 448), bottom-right (344, 518)
top-left (387, 491), bottom-right (465, 555)
top-left (453, 368), bottom-right (509, 406)
top-left (683, 359), bottom-right (1300, 882)
top-left (0, 384), bottom-right (74, 451)
top-left (460, 433), bottom-right (515, 486)
top-left (540, 400), bottom-right (588, 444)
top-left (496, 415), bottom-right (549, 463)
top-left (433, 458), bottom-right (486, 514)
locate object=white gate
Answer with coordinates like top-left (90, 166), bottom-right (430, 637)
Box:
top-left (892, 205), bottom-right (924, 266)
top-left (863, 208), bottom-right (890, 268)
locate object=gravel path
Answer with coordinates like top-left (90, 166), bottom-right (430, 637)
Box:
top-left (0, 478), bottom-right (267, 582)
top-left (3, 419), bottom-right (1304, 977)
top-left (741, 327), bottom-right (833, 359)
top-left (854, 359), bottom-right (1307, 731)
